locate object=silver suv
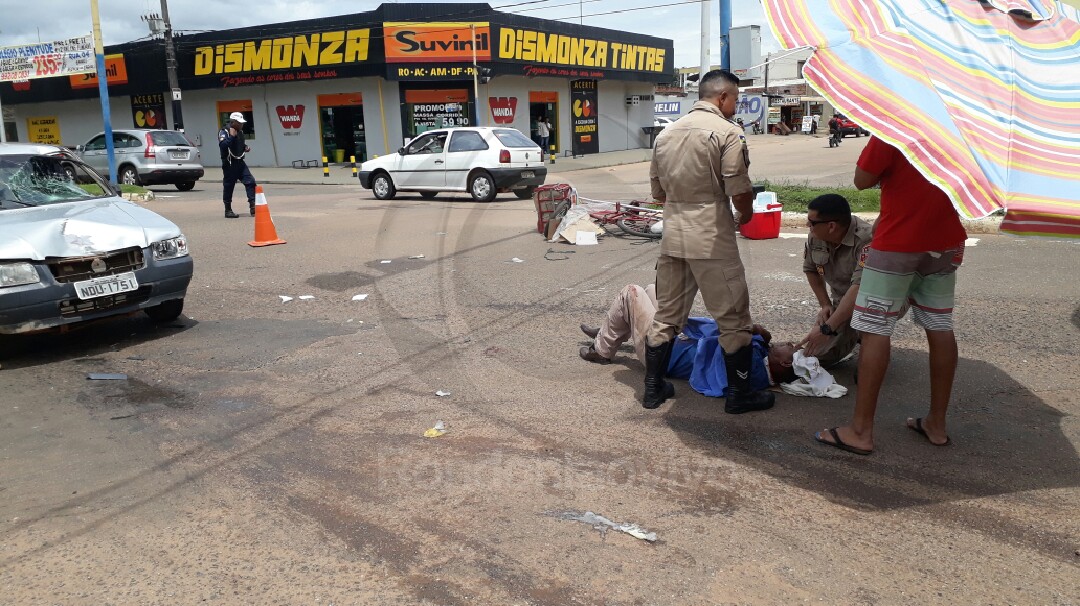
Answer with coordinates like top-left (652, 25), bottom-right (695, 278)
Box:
top-left (76, 129), bottom-right (204, 190)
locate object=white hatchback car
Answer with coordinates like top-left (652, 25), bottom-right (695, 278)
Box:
top-left (358, 127), bottom-right (547, 202)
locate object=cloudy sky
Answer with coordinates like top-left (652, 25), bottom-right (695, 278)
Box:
top-left (0, 0), bottom-right (781, 68)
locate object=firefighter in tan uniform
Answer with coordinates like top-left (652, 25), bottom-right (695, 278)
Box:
top-left (643, 69), bottom-right (775, 414)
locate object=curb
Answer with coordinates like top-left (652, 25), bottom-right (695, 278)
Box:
top-left (123, 191), bottom-right (156, 202)
top-left (779, 212), bottom-right (1004, 235)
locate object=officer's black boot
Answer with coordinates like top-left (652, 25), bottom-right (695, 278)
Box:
top-left (723, 344), bottom-right (775, 414)
top-left (224, 203), bottom-right (238, 218)
top-left (642, 340), bottom-right (675, 409)
top-left (249, 201), bottom-right (256, 216)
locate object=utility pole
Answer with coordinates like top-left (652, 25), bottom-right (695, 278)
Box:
top-left (91, 0), bottom-right (118, 184)
top-left (699, 0), bottom-right (712, 85)
top-left (160, 0), bottom-right (184, 130)
top-left (471, 24), bottom-right (480, 126)
top-left (719, 0), bottom-right (732, 70)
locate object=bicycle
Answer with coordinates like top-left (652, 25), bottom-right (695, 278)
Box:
top-left (587, 200), bottom-right (664, 238)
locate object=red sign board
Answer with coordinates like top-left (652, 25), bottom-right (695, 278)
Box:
top-left (275, 105), bottom-right (306, 129)
top-left (489, 97), bottom-right (517, 124)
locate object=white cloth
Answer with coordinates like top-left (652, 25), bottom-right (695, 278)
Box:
top-left (779, 350), bottom-right (848, 398)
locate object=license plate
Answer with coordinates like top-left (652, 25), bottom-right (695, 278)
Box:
top-left (522, 171), bottom-right (535, 178)
top-left (74, 272), bottom-right (139, 300)
top-left (169, 150), bottom-right (189, 160)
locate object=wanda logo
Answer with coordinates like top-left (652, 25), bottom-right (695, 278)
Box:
top-left (489, 97), bottom-right (517, 124)
top-left (275, 104), bottom-right (305, 129)
top-left (12, 81), bottom-right (30, 92)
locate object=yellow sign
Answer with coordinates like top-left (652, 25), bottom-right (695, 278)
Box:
top-left (498, 27), bottom-right (666, 73)
top-left (194, 29), bottom-right (371, 75)
top-left (27, 116), bottom-right (60, 144)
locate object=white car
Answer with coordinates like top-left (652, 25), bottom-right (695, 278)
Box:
top-left (358, 127), bottom-right (547, 202)
top-left (654, 116), bottom-right (675, 127)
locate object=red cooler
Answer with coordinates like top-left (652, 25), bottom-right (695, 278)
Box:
top-left (740, 192), bottom-right (782, 240)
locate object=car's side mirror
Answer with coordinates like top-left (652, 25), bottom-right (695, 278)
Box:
top-left (75, 145), bottom-right (84, 152)
top-left (398, 147), bottom-right (406, 155)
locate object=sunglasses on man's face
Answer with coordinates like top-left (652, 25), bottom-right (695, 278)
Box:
top-left (807, 218), bottom-right (834, 227)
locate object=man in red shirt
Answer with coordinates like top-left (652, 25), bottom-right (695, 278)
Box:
top-left (815, 136), bottom-right (967, 455)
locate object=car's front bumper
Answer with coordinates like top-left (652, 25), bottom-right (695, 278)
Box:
top-left (0, 253), bottom-right (193, 334)
top-left (489, 166), bottom-right (548, 189)
top-left (357, 170), bottom-right (374, 189)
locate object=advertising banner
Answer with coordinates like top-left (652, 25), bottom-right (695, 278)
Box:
top-left (385, 23), bottom-right (490, 63)
top-left (489, 97), bottom-right (518, 124)
top-left (403, 89), bottom-right (472, 136)
top-left (734, 94), bottom-right (766, 129)
top-left (497, 26), bottom-right (671, 81)
top-left (570, 79), bottom-right (599, 155)
top-left (70, 54), bottom-right (128, 89)
top-left (27, 116), bottom-right (61, 144)
top-left (131, 93), bottom-right (167, 128)
top-left (0, 36), bottom-right (95, 82)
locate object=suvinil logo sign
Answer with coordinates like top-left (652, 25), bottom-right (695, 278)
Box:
top-left (275, 104), bottom-right (306, 129)
top-left (489, 97), bottom-right (517, 124)
top-left (384, 22), bottom-right (490, 63)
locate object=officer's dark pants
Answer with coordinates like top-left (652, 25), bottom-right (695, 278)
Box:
top-left (222, 160), bottom-right (257, 208)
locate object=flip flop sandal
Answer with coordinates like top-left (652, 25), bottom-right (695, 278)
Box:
top-left (908, 417), bottom-right (951, 446)
top-left (815, 427), bottom-right (873, 456)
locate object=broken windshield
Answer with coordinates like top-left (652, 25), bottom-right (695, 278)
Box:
top-left (0, 155), bottom-right (108, 209)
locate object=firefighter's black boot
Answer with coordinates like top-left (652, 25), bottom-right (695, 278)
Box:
top-left (642, 340), bottom-right (675, 409)
top-left (224, 203), bottom-right (239, 218)
top-left (723, 344), bottom-right (775, 414)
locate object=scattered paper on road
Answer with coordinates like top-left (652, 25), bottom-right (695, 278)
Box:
top-left (965, 238), bottom-right (980, 247)
top-left (778, 233), bottom-right (805, 239)
top-left (575, 231), bottom-right (599, 246)
top-left (298, 295), bottom-right (315, 300)
top-left (546, 510), bottom-right (657, 542)
top-left (380, 260), bottom-right (392, 264)
top-left (409, 254), bottom-right (426, 259)
top-left (352, 294), bottom-right (369, 301)
top-left (279, 296), bottom-right (293, 303)
top-left (510, 258), bottom-right (524, 263)
top-left (435, 390), bottom-right (451, 397)
top-left (424, 420), bottom-right (447, 438)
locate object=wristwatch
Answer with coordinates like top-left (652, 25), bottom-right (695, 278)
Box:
top-left (819, 323), bottom-right (838, 336)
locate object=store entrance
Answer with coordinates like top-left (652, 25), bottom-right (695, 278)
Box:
top-left (318, 93), bottom-right (365, 163)
top-left (528, 91), bottom-right (559, 154)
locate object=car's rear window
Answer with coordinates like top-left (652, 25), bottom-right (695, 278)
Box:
top-left (149, 131), bottom-right (194, 146)
top-left (492, 129), bottom-right (537, 148)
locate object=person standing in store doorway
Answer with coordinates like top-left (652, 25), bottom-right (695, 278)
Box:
top-left (218, 111), bottom-right (257, 219)
top-left (537, 116), bottom-right (551, 158)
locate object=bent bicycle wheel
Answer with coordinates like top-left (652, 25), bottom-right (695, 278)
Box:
top-left (618, 216), bottom-right (661, 238)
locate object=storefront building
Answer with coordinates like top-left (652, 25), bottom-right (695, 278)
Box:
top-left (0, 3), bottom-right (673, 167)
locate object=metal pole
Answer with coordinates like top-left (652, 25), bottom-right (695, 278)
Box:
top-left (719, 0), bottom-right (732, 70)
top-left (91, 0), bottom-right (117, 185)
top-left (471, 24), bottom-right (480, 126)
top-left (160, 0), bottom-right (184, 130)
top-left (0, 94), bottom-right (7, 143)
top-left (699, 0), bottom-right (712, 84)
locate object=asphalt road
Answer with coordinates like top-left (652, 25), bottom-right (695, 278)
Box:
top-left (1, 170), bottom-right (1077, 605)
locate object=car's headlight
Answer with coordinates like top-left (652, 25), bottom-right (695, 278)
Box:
top-left (152, 235), bottom-right (189, 260)
top-left (0, 262), bottom-right (41, 288)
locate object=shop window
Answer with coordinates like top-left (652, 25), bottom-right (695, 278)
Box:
top-left (402, 89), bottom-right (472, 138)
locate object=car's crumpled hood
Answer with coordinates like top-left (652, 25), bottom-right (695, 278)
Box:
top-left (0, 197), bottom-right (181, 261)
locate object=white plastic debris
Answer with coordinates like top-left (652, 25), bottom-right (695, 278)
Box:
top-left (352, 294), bottom-right (369, 301)
top-left (510, 258), bottom-right (524, 263)
top-left (298, 295), bottom-right (315, 300)
top-left (380, 259), bottom-right (392, 264)
top-left (435, 390), bottom-right (451, 397)
top-left (424, 420), bottom-right (447, 438)
top-left (547, 510), bottom-right (657, 542)
top-left (408, 254), bottom-right (426, 259)
top-left (279, 296), bottom-right (293, 303)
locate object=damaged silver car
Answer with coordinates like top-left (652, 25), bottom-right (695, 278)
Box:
top-left (0, 143), bottom-right (193, 335)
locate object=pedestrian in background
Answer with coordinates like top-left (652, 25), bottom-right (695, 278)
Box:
top-left (537, 116), bottom-right (551, 157)
top-left (814, 136), bottom-right (967, 455)
top-left (643, 69), bottom-right (775, 414)
top-left (218, 111), bottom-right (257, 219)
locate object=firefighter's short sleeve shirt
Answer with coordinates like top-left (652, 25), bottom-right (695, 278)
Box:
top-left (649, 101), bottom-right (753, 259)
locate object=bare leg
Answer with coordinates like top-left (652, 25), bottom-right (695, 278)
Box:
top-left (819, 332), bottom-right (889, 452)
top-left (906, 329), bottom-right (956, 445)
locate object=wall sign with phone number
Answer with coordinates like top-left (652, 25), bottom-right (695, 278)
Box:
top-left (0, 36), bottom-right (95, 82)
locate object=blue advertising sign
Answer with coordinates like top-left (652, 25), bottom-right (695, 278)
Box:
top-left (654, 101), bottom-right (680, 115)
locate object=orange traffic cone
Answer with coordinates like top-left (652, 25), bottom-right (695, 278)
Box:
top-left (247, 185), bottom-right (286, 247)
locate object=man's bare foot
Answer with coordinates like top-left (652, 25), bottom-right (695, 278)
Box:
top-left (906, 417), bottom-right (950, 446)
top-left (814, 425), bottom-right (874, 455)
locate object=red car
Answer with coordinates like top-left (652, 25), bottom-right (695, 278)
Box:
top-left (832, 115), bottom-right (870, 138)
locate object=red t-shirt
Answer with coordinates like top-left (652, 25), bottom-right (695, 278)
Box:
top-left (857, 137), bottom-right (967, 252)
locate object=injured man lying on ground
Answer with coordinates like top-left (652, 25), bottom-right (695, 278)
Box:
top-left (578, 284), bottom-right (847, 408)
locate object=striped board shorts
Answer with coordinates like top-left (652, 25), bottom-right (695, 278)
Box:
top-left (851, 246), bottom-right (964, 336)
